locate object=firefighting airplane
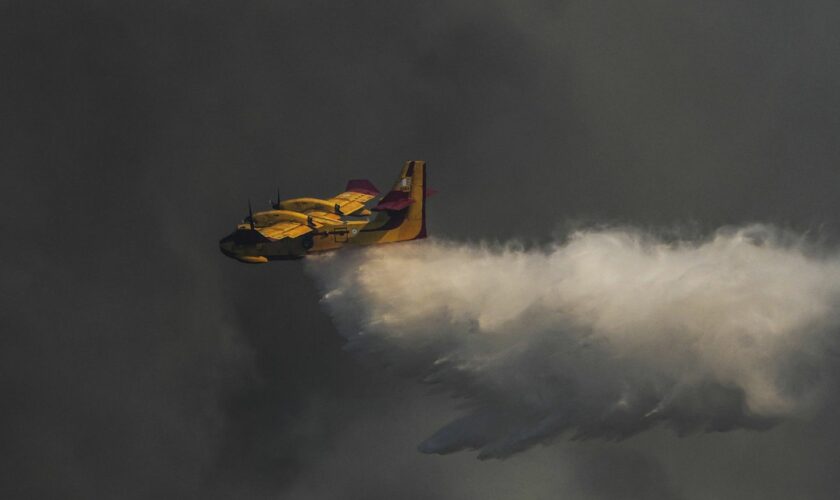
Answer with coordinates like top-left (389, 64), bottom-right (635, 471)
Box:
top-left (219, 160), bottom-right (429, 263)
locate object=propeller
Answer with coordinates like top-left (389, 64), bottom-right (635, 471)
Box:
top-left (248, 200), bottom-right (255, 230)
top-left (272, 187), bottom-right (281, 209)
top-left (334, 203), bottom-right (346, 222)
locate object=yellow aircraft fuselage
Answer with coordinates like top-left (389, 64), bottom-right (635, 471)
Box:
top-left (219, 161), bottom-right (428, 263)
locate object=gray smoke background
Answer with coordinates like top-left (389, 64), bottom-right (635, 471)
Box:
top-left (4, 0), bottom-right (840, 499)
top-left (310, 227), bottom-right (840, 458)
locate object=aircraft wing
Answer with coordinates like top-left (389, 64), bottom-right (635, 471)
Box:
top-left (327, 179), bottom-right (380, 216)
top-left (257, 221), bottom-right (314, 241)
top-left (305, 210), bottom-right (345, 225)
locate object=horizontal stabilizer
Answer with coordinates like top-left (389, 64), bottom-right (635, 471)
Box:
top-left (372, 190), bottom-right (414, 211)
top-left (346, 179), bottom-right (380, 196)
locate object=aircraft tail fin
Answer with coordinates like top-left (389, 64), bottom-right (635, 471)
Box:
top-left (369, 160), bottom-right (427, 240)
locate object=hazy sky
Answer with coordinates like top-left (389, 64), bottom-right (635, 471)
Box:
top-left (4, 1), bottom-right (840, 498)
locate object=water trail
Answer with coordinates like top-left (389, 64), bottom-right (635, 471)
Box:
top-left (307, 225), bottom-right (840, 458)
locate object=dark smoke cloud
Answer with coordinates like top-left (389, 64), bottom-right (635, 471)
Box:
top-left (4, 0), bottom-right (840, 498)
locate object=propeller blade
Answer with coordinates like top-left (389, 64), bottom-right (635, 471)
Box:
top-left (334, 203), bottom-right (347, 223)
top-left (248, 200), bottom-right (255, 230)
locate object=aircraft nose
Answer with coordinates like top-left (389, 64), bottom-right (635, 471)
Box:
top-left (219, 234), bottom-right (236, 258)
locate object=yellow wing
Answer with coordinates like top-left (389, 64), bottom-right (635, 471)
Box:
top-left (327, 180), bottom-right (380, 215)
top-left (326, 191), bottom-right (376, 216)
top-left (305, 210), bottom-right (345, 226)
top-left (257, 221), bottom-right (313, 241)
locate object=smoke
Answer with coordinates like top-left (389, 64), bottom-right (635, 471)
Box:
top-left (306, 225), bottom-right (840, 459)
